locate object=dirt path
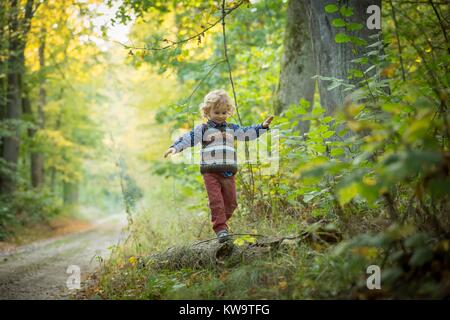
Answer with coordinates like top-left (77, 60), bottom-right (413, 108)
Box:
top-left (0, 214), bottom-right (128, 300)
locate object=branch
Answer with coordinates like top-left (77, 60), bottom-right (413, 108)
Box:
top-left (185, 59), bottom-right (226, 102)
top-left (22, 0), bottom-right (35, 35)
top-left (388, 0), bottom-right (406, 82)
top-left (221, 0), bottom-right (242, 125)
top-left (114, 0), bottom-right (246, 52)
top-left (428, 0), bottom-right (450, 55)
top-left (220, 0), bottom-right (256, 206)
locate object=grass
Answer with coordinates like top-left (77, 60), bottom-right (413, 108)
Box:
top-left (79, 174), bottom-right (450, 300)
top-left (79, 174), bottom-right (387, 300)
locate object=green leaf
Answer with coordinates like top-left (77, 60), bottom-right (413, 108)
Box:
top-left (322, 116), bottom-right (333, 123)
top-left (327, 81), bottom-right (342, 90)
top-left (324, 4), bottom-right (339, 13)
top-left (310, 143), bottom-right (326, 153)
top-left (331, 148), bottom-right (345, 157)
top-left (405, 233), bottom-right (429, 248)
top-left (364, 64), bottom-right (377, 74)
top-left (382, 267), bottom-right (403, 284)
top-left (233, 235), bottom-right (256, 246)
top-left (331, 18), bottom-right (346, 27)
top-left (409, 246), bottom-right (433, 267)
top-left (337, 182), bottom-right (358, 205)
top-left (340, 6), bottom-right (353, 17)
top-left (298, 98), bottom-right (311, 115)
top-left (303, 193), bottom-right (317, 203)
top-left (350, 36), bottom-right (368, 46)
top-left (381, 103), bottom-right (403, 114)
top-left (347, 23), bottom-right (363, 31)
top-left (300, 98), bottom-right (311, 108)
top-left (322, 131), bottom-right (335, 139)
top-left (335, 33), bottom-right (351, 43)
top-left (351, 57), bottom-right (369, 64)
top-left (312, 106), bottom-right (325, 116)
top-left (349, 68), bottom-right (364, 78)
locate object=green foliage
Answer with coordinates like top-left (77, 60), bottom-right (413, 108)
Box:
top-left (0, 189), bottom-right (63, 240)
top-left (233, 234), bottom-right (256, 246)
top-left (73, 0), bottom-right (450, 300)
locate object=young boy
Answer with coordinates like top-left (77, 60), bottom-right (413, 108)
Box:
top-left (164, 89), bottom-right (274, 242)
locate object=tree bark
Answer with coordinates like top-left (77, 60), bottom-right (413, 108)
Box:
top-left (274, 0), bottom-right (315, 134)
top-left (0, 0), bottom-right (7, 154)
top-left (1, 0), bottom-right (22, 193)
top-left (148, 236), bottom-right (292, 271)
top-left (307, 0), bottom-right (381, 116)
top-left (0, 0), bottom-right (35, 193)
top-left (30, 27), bottom-right (46, 188)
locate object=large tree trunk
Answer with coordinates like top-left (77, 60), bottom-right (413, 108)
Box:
top-left (275, 0), bottom-right (382, 127)
top-left (274, 0), bottom-right (315, 134)
top-left (23, 89), bottom-right (45, 189)
top-left (30, 28), bottom-right (46, 188)
top-left (0, 0), bottom-right (35, 193)
top-left (307, 0), bottom-right (381, 116)
top-left (1, 0), bottom-right (22, 193)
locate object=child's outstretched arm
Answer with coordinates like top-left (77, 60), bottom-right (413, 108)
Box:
top-left (233, 115), bottom-right (274, 141)
top-left (164, 124), bottom-right (204, 158)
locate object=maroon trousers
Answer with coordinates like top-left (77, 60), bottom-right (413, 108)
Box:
top-left (202, 173), bottom-right (237, 233)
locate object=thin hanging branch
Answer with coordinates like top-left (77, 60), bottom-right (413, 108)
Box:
top-left (221, 0), bottom-right (242, 125)
top-left (220, 0), bottom-right (255, 207)
top-left (186, 59), bottom-right (226, 103)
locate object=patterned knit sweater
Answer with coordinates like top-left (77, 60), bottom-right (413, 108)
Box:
top-left (170, 120), bottom-right (269, 175)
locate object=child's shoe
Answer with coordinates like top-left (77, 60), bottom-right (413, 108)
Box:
top-left (216, 230), bottom-right (230, 243)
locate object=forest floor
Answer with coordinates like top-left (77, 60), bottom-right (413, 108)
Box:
top-left (0, 214), bottom-right (127, 299)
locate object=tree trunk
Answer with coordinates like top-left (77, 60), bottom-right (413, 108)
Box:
top-left (49, 89), bottom-right (65, 193)
top-left (23, 90), bottom-right (45, 189)
top-left (274, 0), bottom-right (315, 134)
top-left (0, 0), bottom-right (35, 193)
top-left (0, 1), bottom-right (7, 156)
top-left (30, 28), bottom-right (46, 188)
top-left (148, 236), bottom-right (294, 271)
top-left (1, 0), bottom-right (22, 193)
top-left (307, 0), bottom-right (381, 115)
top-left (63, 182), bottom-right (79, 205)
top-left (275, 0), bottom-right (382, 126)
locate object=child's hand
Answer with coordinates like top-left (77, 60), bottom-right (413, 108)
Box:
top-left (262, 115), bottom-right (274, 129)
top-left (164, 147), bottom-right (176, 158)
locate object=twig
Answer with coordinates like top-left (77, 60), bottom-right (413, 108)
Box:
top-left (186, 59), bottom-right (226, 102)
top-left (388, 0), bottom-right (406, 82)
top-left (192, 232), bottom-right (267, 246)
top-left (221, 0), bottom-right (242, 125)
top-left (220, 0), bottom-right (256, 208)
top-left (428, 0), bottom-right (450, 54)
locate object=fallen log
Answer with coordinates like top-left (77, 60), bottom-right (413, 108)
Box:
top-left (142, 222), bottom-right (342, 271)
top-left (145, 235), bottom-right (295, 271)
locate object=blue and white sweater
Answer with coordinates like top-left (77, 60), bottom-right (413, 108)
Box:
top-left (170, 120), bottom-right (269, 176)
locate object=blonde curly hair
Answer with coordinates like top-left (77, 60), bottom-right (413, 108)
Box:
top-left (199, 89), bottom-right (236, 119)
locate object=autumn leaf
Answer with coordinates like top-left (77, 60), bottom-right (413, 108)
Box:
top-left (128, 256), bottom-right (137, 266)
